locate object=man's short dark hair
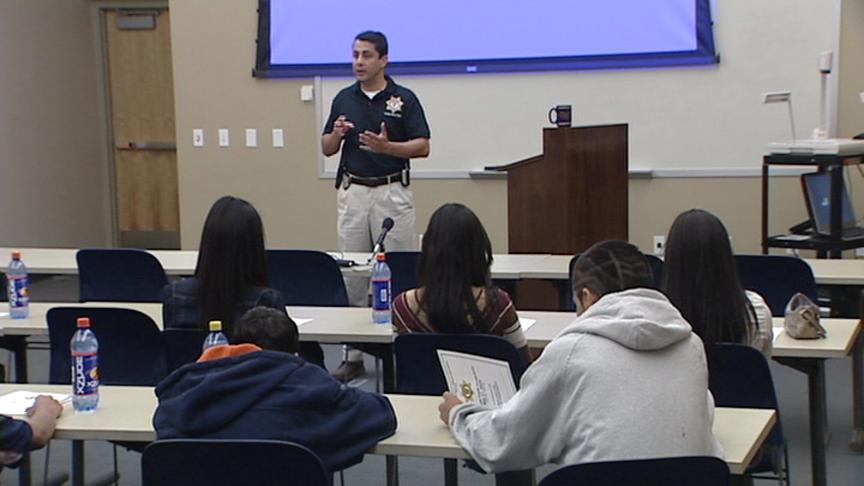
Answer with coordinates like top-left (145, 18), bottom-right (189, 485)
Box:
top-left (354, 31), bottom-right (388, 57)
top-left (233, 306), bottom-right (299, 354)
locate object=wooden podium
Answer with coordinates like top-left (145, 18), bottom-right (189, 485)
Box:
top-left (496, 124), bottom-right (629, 308)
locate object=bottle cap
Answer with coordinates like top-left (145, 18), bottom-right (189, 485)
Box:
top-left (209, 320), bottom-right (222, 332)
top-left (77, 317), bottom-right (91, 328)
top-left (11, 251), bottom-right (20, 259)
top-left (376, 253), bottom-right (386, 261)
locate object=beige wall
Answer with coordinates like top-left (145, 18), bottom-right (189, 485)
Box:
top-left (169, 0), bottom-right (844, 256)
top-left (0, 0), bottom-right (109, 247)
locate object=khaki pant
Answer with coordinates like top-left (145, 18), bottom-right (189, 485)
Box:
top-left (338, 182), bottom-right (417, 362)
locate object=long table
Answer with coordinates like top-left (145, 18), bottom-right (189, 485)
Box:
top-left (0, 384), bottom-right (776, 486)
top-left (2, 247), bottom-right (862, 286)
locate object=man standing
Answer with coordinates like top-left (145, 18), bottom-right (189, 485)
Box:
top-left (322, 31), bottom-right (431, 381)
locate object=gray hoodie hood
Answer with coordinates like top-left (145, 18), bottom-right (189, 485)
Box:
top-left (560, 288), bottom-right (692, 351)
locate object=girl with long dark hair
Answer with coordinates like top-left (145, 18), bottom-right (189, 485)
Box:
top-left (663, 209), bottom-right (773, 355)
top-left (162, 196), bottom-right (283, 338)
top-left (391, 203), bottom-right (531, 363)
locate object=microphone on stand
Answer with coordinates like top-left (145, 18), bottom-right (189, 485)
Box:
top-left (369, 217), bottom-right (395, 262)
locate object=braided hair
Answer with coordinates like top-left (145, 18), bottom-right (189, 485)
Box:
top-left (571, 240), bottom-right (654, 306)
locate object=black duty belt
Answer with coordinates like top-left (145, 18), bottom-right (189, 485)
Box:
top-left (345, 172), bottom-right (403, 188)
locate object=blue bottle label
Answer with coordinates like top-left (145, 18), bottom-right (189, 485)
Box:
top-left (7, 276), bottom-right (28, 308)
top-left (72, 354), bottom-right (99, 396)
top-left (372, 280), bottom-right (390, 311)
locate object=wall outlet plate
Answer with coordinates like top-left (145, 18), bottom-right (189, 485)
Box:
top-left (653, 235), bottom-right (665, 255)
top-left (192, 129), bottom-right (204, 147)
top-left (218, 128), bottom-right (230, 147)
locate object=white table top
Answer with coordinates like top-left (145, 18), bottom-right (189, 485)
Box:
top-left (8, 247), bottom-right (862, 286)
top-left (7, 303), bottom-right (859, 361)
top-left (0, 384), bottom-right (774, 475)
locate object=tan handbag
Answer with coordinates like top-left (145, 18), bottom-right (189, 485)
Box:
top-left (783, 293), bottom-right (827, 339)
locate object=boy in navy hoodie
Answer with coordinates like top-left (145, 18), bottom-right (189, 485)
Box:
top-left (153, 306), bottom-right (397, 472)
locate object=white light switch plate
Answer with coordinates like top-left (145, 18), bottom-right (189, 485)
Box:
top-left (272, 129), bottom-right (285, 148)
top-left (300, 85), bottom-right (314, 101)
top-left (218, 129), bottom-right (230, 147)
top-left (245, 128), bottom-right (257, 148)
top-left (192, 129), bottom-right (204, 147)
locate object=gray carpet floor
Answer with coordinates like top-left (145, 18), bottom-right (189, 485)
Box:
top-left (0, 275), bottom-right (861, 485)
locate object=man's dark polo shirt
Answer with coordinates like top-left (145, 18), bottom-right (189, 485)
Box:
top-left (323, 76), bottom-right (430, 178)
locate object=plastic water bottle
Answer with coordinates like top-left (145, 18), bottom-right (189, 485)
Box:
top-left (371, 253), bottom-right (392, 325)
top-left (6, 251), bottom-right (29, 319)
top-left (202, 320), bottom-right (229, 350)
top-left (71, 317), bottom-right (99, 412)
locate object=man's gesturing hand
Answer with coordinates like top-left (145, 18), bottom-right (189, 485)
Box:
top-left (359, 122), bottom-right (391, 154)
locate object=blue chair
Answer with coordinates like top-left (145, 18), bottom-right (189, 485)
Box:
top-left (266, 250), bottom-right (348, 306)
top-left (395, 333), bottom-right (528, 395)
top-left (47, 307), bottom-right (168, 483)
top-left (76, 249), bottom-right (169, 302)
top-left (707, 343), bottom-right (789, 483)
top-left (47, 307), bottom-right (168, 385)
top-left (736, 255), bottom-right (818, 316)
top-left (395, 333), bottom-right (529, 485)
top-left (538, 456), bottom-right (729, 486)
top-left (386, 251), bottom-right (421, 298)
top-left (162, 328), bottom-right (207, 373)
top-left (141, 439), bottom-right (330, 486)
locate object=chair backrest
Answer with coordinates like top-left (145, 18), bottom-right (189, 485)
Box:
top-left (267, 250), bottom-right (348, 306)
top-left (162, 328), bottom-right (207, 373)
top-left (141, 439), bottom-right (330, 486)
top-left (394, 333), bottom-right (527, 395)
top-left (538, 456), bottom-right (729, 486)
top-left (736, 254), bottom-right (818, 316)
top-left (76, 249), bottom-right (169, 302)
top-left (707, 343), bottom-right (784, 452)
top-left (47, 307), bottom-right (168, 385)
top-left (386, 251), bottom-right (421, 298)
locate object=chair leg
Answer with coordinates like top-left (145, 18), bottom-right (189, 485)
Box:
top-left (444, 458), bottom-right (458, 486)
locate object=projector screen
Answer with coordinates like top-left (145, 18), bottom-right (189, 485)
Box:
top-left (254, 0), bottom-right (717, 77)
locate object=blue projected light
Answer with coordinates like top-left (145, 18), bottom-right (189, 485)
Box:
top-left (254, 0), bottom-right (717, 78)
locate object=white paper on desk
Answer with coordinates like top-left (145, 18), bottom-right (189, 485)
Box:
top-left (294, 318), bottom-right (313, 327)
top-left (773, 327), bottom-right (785, 342)
top-left (520, 318), bottom-right (536, 332)
top-left (437, 350), bottom-right (516, 407)
top-left (0, 391), bottom-right (71, 416)
top-left (0, 312), bottom-right (8, 318)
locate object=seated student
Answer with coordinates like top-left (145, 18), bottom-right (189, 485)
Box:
top-left (438, 240), bottom-right (723, 472)
top-left (161, 195), bottom-right (324, 367)
top-left (154, 306), bottom-right (397, 472)
top-left (392, 203), bottom-right (531, 364)
top-left (0, 396), bottom-right (63, 469)
top-left (664, 209), bottom-right (773, 356)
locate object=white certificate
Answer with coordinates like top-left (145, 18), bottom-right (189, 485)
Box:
top-left (0, 391), bottom-right (71, 416)
top-left (437, 349), bottom-right (517, 407)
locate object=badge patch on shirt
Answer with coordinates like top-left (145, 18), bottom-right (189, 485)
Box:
top-left (384, 95), bottom-right (403, 118)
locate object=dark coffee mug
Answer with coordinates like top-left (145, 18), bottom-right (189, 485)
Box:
top-left (548, 105), bottom-right (572, 128)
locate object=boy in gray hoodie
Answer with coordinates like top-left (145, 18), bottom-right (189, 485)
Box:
top-left (439, 240), bottom-right (723, 473)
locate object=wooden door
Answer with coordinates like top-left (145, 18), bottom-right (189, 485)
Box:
top-left (104, 8), bottom-right (179, 249)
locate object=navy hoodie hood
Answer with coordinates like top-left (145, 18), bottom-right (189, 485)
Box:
top-left (153, 350), bottom-right (397, 471)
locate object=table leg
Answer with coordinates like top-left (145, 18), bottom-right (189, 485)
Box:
top-left (444, 458), bottom-right (458, 486)
top-left (386, 455), bottom-right (399, 486)
top-left (5, 336), bottom-right (29, 383)
top-left (776, 357), bottom-right (828, 486)
top-left (851, 332), bottom-right (864, 453)
top-left (71, 440), bottom-right (84, 486)
top-left (382, 346), bottom-right (395, 393)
